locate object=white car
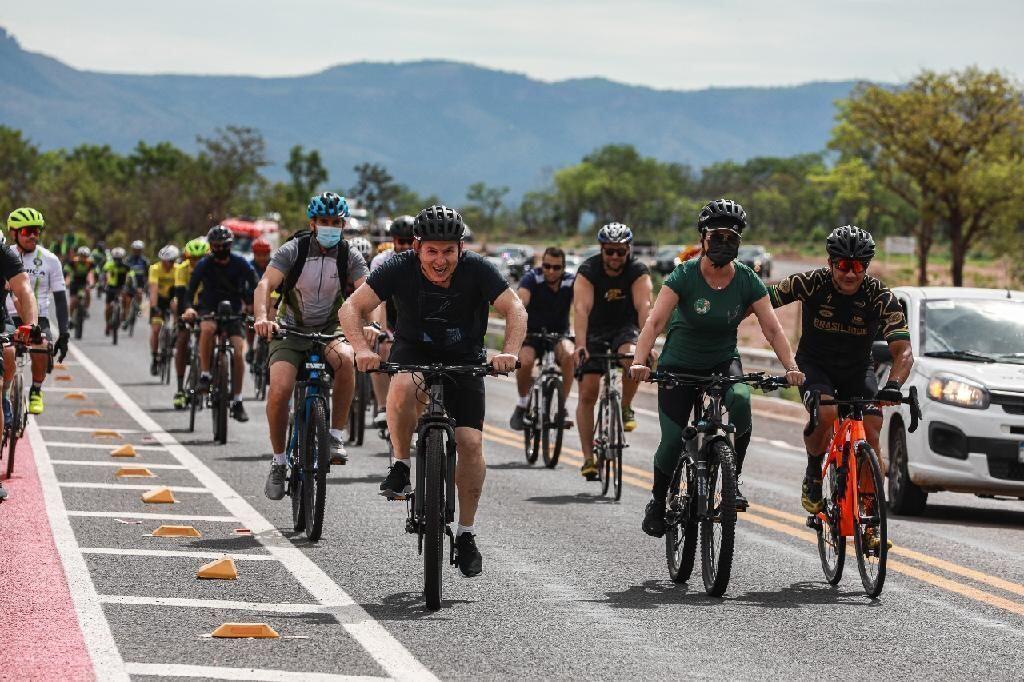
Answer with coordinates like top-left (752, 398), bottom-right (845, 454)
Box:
top-left (876, 286), bottom-right (1024, 515)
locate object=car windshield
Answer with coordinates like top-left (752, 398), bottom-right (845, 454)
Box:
top-left (923, 298), bottom-right (1024, 361)
top-left (738, 245), bottom-right (764, 259)
top-left (656, 245), bottom-right (682, 258)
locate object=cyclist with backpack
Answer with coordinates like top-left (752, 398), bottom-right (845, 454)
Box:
top-left (181, 226), bottom-right (258, 423)
top-left (253, 192), bottom-right (369, 500)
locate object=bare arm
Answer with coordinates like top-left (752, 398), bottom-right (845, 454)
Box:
top-left (254, 266), bottom-right (285, 323)
top-left (517, 286), bottom-right (532, 309)
top-left (339, 283), bottom-right (383, 356)
top-left (632, 273), bottom-right (653, 332)
top-left (9, 273), bottom-right (37, 326)
top-left (572, 275), bottom-right (594, 356)
top-left (630, 286), bottom-right (678, 379)
top-left (751, 295), bottom-right (800, 376)
top-left (493, 288), bottom-right (527, 357)
top-left (887, 339), bottom-right (914, 385)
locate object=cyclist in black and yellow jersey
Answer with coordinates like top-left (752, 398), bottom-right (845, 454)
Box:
top-left (171, 238), bottom-right (209, 408)
top-left (148, 245), bottom-right (179, 376)
top-left (65, 246), bottom-right (94, 328)
top-left (102, 248), bottom-right (134, 336)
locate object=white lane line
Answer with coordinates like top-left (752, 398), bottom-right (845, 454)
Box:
top-left (39, 426), bottom-right (143, 434)
top-left (51, 460), bottom-right (186, 469)
top-left (59, 482), bottom-right (212, 494)
top-left (46, 441), bottom-right (167, 451)
top-left (67, 511), bottom-right (238, 522)
top-left (81, 548), bottom-right (276, 561)
top-left (28, 421), bottom-right (130, 680)
top-left (71, 344), bottom-right (438, 682)
top-left (124, 663), bottom-right (384, 682)
top-left (99, 595), bottom-right (333, 614)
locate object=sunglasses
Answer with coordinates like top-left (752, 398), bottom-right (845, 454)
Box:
top-left (602, 247), bottom-right (628, 257)
top-left (707, 229), bottom-right (741, 246)
top-left (832, 258), bottom-right (868, 274)
top-left (16, 227), bottom-right (41, 237)
top-left (541, 263), bottom-right (564, 271)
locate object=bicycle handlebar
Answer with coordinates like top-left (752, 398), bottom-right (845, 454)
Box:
top-left (585, 352), bottom-right (634, 361)
top-left (525, 331), bottom-right (575, 342)
top-left (803, 386), bottom-right (921, 437)
top-left (368, 361), bottom-right (520, 378)
top-left (271, 323), bottom-right (346, 344)
top-left (648, 370), bottom-right (787, 392)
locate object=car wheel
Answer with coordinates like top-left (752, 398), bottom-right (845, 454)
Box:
top-left (887, 419), bottom-right (928, 516)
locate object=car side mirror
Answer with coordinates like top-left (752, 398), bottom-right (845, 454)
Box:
top-left (872, 340), bottom-right (892, 364)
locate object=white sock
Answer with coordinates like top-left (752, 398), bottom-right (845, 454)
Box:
top-left (200, 371), bottom-right (211, 379)
top-left (330, 428), bottom-right (345, 441)
top-left (516, 395), bottom-right (529, 408)
top-left (456, 524), bottom-right (475, 536)
top-left (272, 452), bottom-right (286, 465)
top-left (393, 458), bottom-right (410, 469)
top-left (232, 394), bottom-right (242, 403)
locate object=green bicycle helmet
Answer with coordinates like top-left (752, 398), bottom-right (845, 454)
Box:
top-left (184, 237), bottom-right (210, 258)
top-left (7, 207), bottom-right (44, 231)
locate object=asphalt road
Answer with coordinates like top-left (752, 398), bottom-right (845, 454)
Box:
top-left (15, 299), bottom-right (1024, 680)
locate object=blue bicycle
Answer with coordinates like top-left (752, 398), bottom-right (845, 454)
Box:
top-left (275, 324), bottom-right (343, 542)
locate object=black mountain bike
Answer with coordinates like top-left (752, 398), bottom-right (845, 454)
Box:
top-left (588, 352), bottom-right (633, 500)
top-left (201, 302), bottom-right (248, 445)
top-left (108, 298), bottom-right (121, 346)
top-left (522, 331), bottom-right (572, 468)
top-left (348, 365), bottom-right (370, 446)
top-left (370, 361), bottom-right (513, 610)
top-left (154, 308), bottom-right (174, 385)
top-left (72, 289), bottom-right (88, 340)
top-left (250, 336), bottom-right (270, 401)
top-left (649, 370), bottom-right (788, 596)
top-left (184, 321), bottom-right (202, 433)
top-left (275, 324), bottom-right (342, 542)
top-left (1, 333), bottom-right (52, 479)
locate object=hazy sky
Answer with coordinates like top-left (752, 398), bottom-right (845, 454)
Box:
top-left (4, 1), bottom-right (1021, 89)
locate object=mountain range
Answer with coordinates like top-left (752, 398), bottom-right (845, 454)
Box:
top-left (0, 28), bottom-right (858, 200)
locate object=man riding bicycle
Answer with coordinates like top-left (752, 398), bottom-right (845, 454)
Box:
top-left (509, 246), bottom-right (575, 431)
top-left (127, 239), bottom-right (149, 309)
top-left (65, 246), bottom-right (94, 327)
top-left (769, 225), bottom-right (914, 514)
top-left (574, 222), bottom-right (652, 480)
top-left (171, 238), bottom-right (210, 409)
top-left (366, 215), bottom-right (416, 427)
top-left (629, 199), bottom-right (804, 535)
top-left (245, 237), bottom-right (273, 365)
top-left (182, 226), bottom-right (258, 423)
top-left (102, 247), bottom-right (134, 335)
top-left (254, 191), bottom-right (368, 499)
top-left (5, 207), bottom-right (70, 416)
top-left (148, 245), bottom-right (179, 376)
top-left (340, 205), bottom-right (527, 578)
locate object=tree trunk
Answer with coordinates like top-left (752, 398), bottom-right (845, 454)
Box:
top-left (949, 222), bottom-right (965, 287)
top-left (916, 214), bottom-right (934, 286)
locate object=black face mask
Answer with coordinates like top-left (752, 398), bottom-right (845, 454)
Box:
top-left (212, 247), bottom-right (231, 262)
top-left (705, 231), bottom-right (740, 268)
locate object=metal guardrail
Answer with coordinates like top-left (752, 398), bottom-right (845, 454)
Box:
top-left (485, 317), bottom-right (785, 374)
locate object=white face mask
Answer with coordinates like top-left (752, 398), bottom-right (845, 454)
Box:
top-left (315, 226), bottom-right (342, 248)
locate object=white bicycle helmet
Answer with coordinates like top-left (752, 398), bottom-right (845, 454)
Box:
top-left (131, 239), bottom-right (145, 250)
top-left (349, 236), bottom-right (373, 262)
top-left (111, 247), bottom-right (127, 259)
top-left (158, 244), bottom-right (180, 262)
top-left (76, 246), bottom-right (91, 257)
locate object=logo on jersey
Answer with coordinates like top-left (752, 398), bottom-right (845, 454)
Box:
top-left (819, 309), bottom-right (834, 319)
top-left (694, 298), bottom-right (710, 315)
top-left (33, 256), bottom-right (42, 267)
top-left (605, 288), bottom-right (625, 302)
top-left (852, 315), bottom-right (865, 325)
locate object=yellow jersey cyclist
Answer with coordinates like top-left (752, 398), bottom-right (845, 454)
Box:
top-left (102, 248), bottom-right (135, 335)
top-left (147, 245), bottom-right (179, 376)
top-left (631, 200), bottom-right (804, 536)
top-left (65, 246), bottom-right (95, 328)
top-left (573, 222), bottom-right (652, 480)
top-left (171, 238), bottom-right (210, 409)
top-left (5, 207), bottom-right (70, 416)
top-left (769, 225), bottom-right (914, 515)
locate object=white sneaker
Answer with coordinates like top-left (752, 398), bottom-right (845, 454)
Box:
top-left (330, 430), bottom-right (348, 465)
top-left (373, 409), bottom-right (387, 427)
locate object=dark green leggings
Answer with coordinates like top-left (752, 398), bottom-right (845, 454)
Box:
top-left (652, 359), bottom-right (752, 479)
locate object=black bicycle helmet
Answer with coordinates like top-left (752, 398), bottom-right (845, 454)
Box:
top-left (826, 225), bottom-right (876, 260)
top-left (597, 222), bottom-right (634, 244)
top-left (388, 215), bottom-right (416, 239)
top-left (413, 205), bottom-right (465, 241)
top-left (206, 225), bottom-right (233, 246)
top-left (697, 199), bottom-right (747, 233)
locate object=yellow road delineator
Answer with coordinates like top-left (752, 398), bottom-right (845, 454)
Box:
top-left (151, 524), bottom-right (201, 538)
top-left (110, 444), bottom-right (137, 457)
top-left (115, 467), bottom-right (155, 478)
top-left (141, 486), bottom-right (175, 504)
top-left (53, 362), bottom-right (67, 370)
top-left (92, 430), bottom-right (123, 439)
top-left (65, 392), bottom-right (88, 401)
top-left (76, 408), bottom-right (102, 417)
top-left (55, 375), bottom-right (72, 382)
top-left (211, 623), bottom-right (278, 639)
top-left (197, 557), bottom-right (238, 580)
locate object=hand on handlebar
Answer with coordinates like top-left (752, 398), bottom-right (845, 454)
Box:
top-left (490, 352), bottom-right (518, 374)
top-left (574, 345), bottom-right (589, 368)
top-left (254, 318), bottom-right (279, 340)
top-left (361, 325), bottom-right (380, 347)
top-left (874, 380), bottom-right (903, 406)
top-left (629, 363), bottom-right (651, 382)
top-left (182, 308), bottom-right (197, 322)
top-left (784, 368), bottom-right (805, 387)
top-left (355, 348), bottom-right (381, 373)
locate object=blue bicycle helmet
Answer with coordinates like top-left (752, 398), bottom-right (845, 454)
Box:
top-left (307, 192), bottom-right (350, 220)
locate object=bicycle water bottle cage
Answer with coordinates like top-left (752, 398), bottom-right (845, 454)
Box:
top-left (217, 300), bottom-right (233, 317)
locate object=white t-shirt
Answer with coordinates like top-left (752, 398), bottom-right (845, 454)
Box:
top-left (370, 249), bottom-right (397, 273)
top-left (6, 245), bottom-right (65, 319)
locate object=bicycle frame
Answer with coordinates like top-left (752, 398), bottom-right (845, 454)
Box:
top-left (286, 350), bottom-right (333, 468)
top-left (412, 381), bottom-right (459, 539)
top-left (820, 410), bottom-right (867, 538)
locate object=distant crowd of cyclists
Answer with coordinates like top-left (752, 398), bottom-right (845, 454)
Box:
top-left (1, 193), bottom-right (914, 583)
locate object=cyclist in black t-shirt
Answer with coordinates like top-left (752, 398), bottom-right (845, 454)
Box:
top-left (509, 246), bottom-right (575, 430)
top-left (340, 205), bottom-right (527, 578)
top-left (573, 223), bottom-right (653, 480)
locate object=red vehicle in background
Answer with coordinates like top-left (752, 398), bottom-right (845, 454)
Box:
top-left (221, 217), bottom-right (281, 257)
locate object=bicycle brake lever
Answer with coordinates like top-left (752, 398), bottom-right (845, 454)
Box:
top-left (906, 386), bottom-right (921, 434)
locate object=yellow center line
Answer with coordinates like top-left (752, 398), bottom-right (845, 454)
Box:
top-left (482, 422), bottom-right (1024, 615)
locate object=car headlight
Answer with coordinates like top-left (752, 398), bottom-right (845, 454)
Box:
top-left (927, 374), bottom-right (990, 409)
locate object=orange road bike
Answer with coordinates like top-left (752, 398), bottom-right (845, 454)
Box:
top-left (804, 388), bottom-right (921, 597)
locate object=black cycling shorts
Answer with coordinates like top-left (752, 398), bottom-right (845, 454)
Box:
top-left (389, 341), bottom-right (487, 431)
top-left (104, 287), bottom-right (124, 305)
top-left (149, 296), bottom-right (173, 323)
top-left (197, 309), bottom-right (245, 339)
top-left (797, 355), bottom-right (881, 417)
top-left (69, 278), bottom-right (89, 295)
top-left (576, 327), bottom-right (639, 377)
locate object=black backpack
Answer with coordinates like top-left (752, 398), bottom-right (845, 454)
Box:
top-left (276, 230), bottom-right (350, 299)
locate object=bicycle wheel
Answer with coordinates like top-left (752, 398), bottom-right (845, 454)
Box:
top-left (254, 341), bottom-right (268, 401)
top-left (354, 373), bottom-right (368, 446)
top-left (666, 457), bottom-right (698, 583)
top-left (597, 397), bottom-right (611, 496)
top-left (609, 398), bottom-right (624, 501)
top-left (212, 352), bottom-right (229, 444)
top-left (701, 439), bottom-right (737, 596)
top-left (288, 411), bottom-right (305, 533)
top-left (111, 306), bottom-right (120, 345)
top-left (423, 428), bottom-right (446, 610)
top-left (302, 397), bottom-right (330, 542)
top-left (187, 352), bottom-right (199, 433)
top-left (853, 442), bottom-right (888, 597)
top-left (73, 300), bottom-right (85, 340)
top-left (541, 377), bottom-right (565, 468)
top-left (523, 385), bottom-right (540, 465)
top-left (816, 453), bottom-right (847, 585)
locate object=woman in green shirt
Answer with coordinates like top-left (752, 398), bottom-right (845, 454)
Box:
top-left (629, 199), bottom-right (804, 537)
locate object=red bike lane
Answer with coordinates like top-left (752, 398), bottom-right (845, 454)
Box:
top-left (0, 437), bottom-right (95, 680)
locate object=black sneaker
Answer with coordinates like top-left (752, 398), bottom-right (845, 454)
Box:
top-left (735, 481), bottom-right (749, 512)
top-left (379, 460), bottom-right (411, 498)
top-left (455, 532), bottom-right (483, 577)
top-left (197, 375), bottom-right (211, 393)
top-left (642, 499), bottom-right (665, 537)
top-left (509, 405), bottom-right (526, 431)
top-left (264, 463), bottom-right (287, 500)
top-left (150, 358), bottom-right (159, 376)
top-left (230, 401), bottom-right (249, 422)
top-left (245, 348), bottom-right (254, 365)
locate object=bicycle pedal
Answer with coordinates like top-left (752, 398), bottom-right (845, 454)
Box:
top-left (805, 515), bottom-right (822, 530)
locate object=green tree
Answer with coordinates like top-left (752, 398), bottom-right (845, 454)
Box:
top-left (350, 162), bottom-right (401, 216)
top-left (465, 182), bottom-right (509, 232)
top-left (285, 145), bottom-right (328, 204)
top-left (0, 126), bottom-right (39, 209)
top-left (196, 126), bottom-right (268, 221)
